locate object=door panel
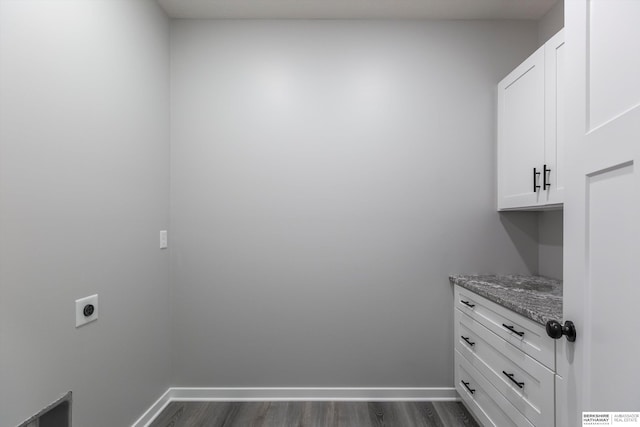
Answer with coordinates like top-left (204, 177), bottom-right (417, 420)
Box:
top-left (588, 0), bottom-right (640, 130)
top-left (584, 162), bottom-right (638, 410)
top-left (502, 64), bottom-right (544, 198)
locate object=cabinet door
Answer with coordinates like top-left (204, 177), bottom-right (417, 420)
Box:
top-left (544, 30), bottom-right (565, 205)
top-left (497, 46), bottom-right (546, 210)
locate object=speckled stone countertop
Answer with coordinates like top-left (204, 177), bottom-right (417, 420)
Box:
top-left (449, 274), bottom-right (562, 326)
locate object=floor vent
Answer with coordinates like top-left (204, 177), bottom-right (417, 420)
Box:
top-left (18, 391), bottom-right (72, 427)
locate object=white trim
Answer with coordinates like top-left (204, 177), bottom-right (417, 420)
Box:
top-left (170, 387), bottom-right (458, 401)
top-left (131, 387), bottom-right (458, 426)
top-left (131, 388), bottom-right (173, 427)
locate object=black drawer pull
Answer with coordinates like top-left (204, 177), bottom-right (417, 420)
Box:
top-left (461, 336), bottom-right (475, 347)
top-left (543, 164), bottom-right (551, 190)
top-left (502, 371), bottom-right (524, 389)
top-left (533, 167), bottom-right (541, 192)
top-left (460, 300), bottom-right (475, 308)
top-left (502, 323), bottom-right (525, 336)
top-left (461, 380), bottom-right (475, 394)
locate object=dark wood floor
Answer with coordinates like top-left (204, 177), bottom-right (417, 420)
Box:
top-left (149, 401), bottom-right (479, 427)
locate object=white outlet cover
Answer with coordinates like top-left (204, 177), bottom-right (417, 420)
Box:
top-left (160, 230), bottom-right (168, 249)
top-left (76, 294), bottom-right (98, 327)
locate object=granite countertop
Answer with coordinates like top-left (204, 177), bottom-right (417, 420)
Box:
top-left (449, 274), bottom-right (562, 326)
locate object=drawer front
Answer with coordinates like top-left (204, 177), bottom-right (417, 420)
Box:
top-left (455, 350), bottom-right (534, 427)
top-left (454, 285), bottom-right (555, 369)
top-left (455, 308), bottom-right (555, 427)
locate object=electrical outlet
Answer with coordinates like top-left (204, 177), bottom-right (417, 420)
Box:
top-left (75, 294), bottom-right (98, 327)
top-left (160, 230), bottom-right (168, 249)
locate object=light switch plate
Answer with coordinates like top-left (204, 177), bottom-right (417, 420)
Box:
top-left (75, 294), bottom-right (98, 327)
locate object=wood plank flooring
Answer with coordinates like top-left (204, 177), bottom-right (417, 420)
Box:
top-left (149, 401), bottom-right (479, 427)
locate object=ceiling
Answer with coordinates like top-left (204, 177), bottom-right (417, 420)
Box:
top-left (157, 0), bottom-right (558, 20)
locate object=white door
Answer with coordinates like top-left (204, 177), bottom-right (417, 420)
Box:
top-left (497, 46), bottom-right (545, 210)
top-left (557, 1), bottom-right (640, 426)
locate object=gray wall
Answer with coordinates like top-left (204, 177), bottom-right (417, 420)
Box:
top-left (0, 1), bottom-right (171, 426)
top-left (536, 0), bottom-right (565, 281)
top-left (538, 0), bottom-right (564, 45)
top-left (170, 20), bottom-right (540, 388)
top-left (538, 210), bottom-right (563, 279)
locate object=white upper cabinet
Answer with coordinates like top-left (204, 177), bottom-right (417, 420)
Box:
top-left (497, 46), bottom-right (545, 209)
top-left (497, 30), bottom-right (565, 211)
top-left (544, 31), bottom-right (565, 206)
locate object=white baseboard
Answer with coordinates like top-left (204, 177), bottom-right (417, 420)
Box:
top-left (131, 388), bottom-right (173, 427)
top-left (170, 387), bottom-right (458, 401)
top-left (132, 387), bottom-right (458, 427)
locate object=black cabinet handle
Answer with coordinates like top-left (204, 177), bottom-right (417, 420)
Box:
top-left (502, 323), bottom-right (525, 336)
top-left (461, 336), bottom-right (475, 347)
top-left (502, 371), bottom-right (524, 389)
top-left (533, 167), bottom-right (541, 192)
top-left (461, 380), bottom-right (475, 394)
top-left (543, 164), bottom-right (551, 190)
top-left (460, 300), bottom-right (475, 308)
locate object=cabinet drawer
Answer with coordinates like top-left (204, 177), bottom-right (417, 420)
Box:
top-left (455, 308), bottom-right (555, 427)
top-left (454, 285), bottom-right (555, 369)
top-left (455, 350), bottom-right (534, 427)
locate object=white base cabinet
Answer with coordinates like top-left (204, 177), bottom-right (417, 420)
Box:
top-left (453, 285), bottom-right (556, 426)
top-left (456, 350), bottom-right (534, 427)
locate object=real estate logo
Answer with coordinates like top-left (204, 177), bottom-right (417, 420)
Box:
top-left (583, 412), bottom-right (640, 426)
